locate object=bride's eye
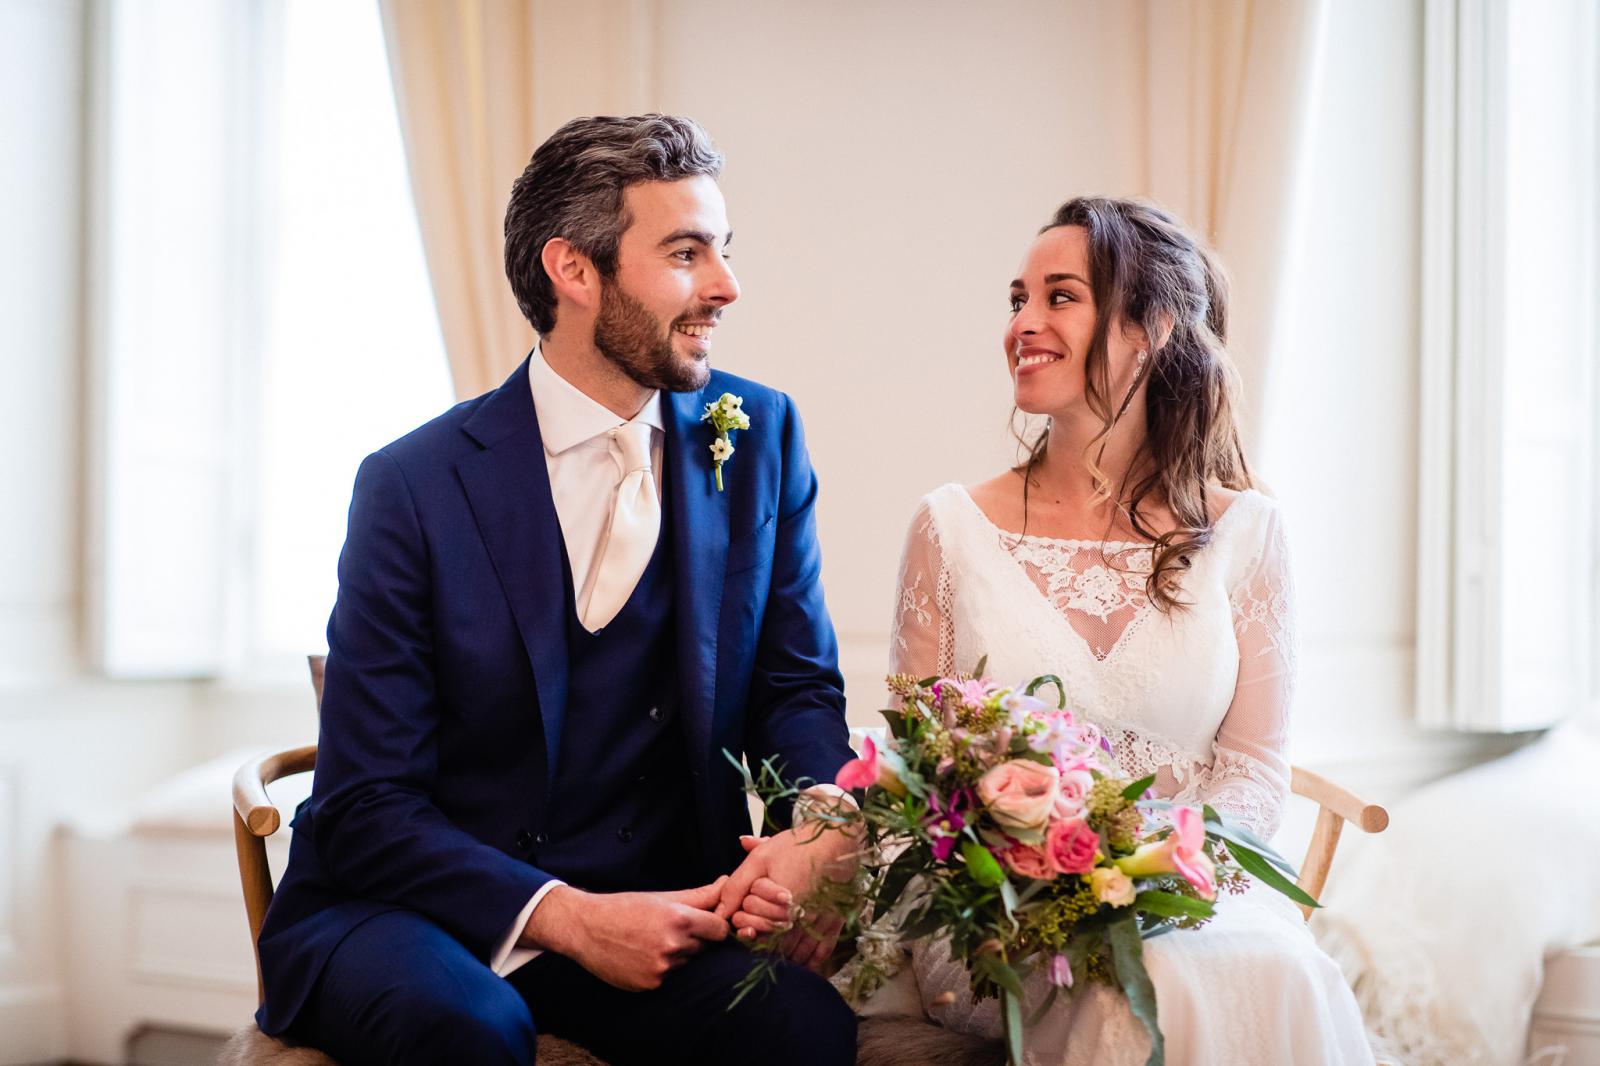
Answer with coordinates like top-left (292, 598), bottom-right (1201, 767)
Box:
top-left (1050, 290), bottom-right (1075, 305)
top-left (1008, 295), bottom-right (1025, 313)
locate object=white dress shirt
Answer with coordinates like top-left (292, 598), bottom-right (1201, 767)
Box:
top-left (490, 346), bottom-right (663, 977)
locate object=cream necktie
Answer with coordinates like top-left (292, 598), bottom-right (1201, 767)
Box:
top-left (581, 421), bottom-right (660, 631)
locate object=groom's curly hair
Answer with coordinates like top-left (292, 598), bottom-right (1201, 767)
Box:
top-left (1016, 197), bottom-right (1253, 614)
top-left (504, 115), bottom-right (724, 334)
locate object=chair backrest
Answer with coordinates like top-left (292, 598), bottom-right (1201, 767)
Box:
top-left (231, 655), bottom-right (324, 1004)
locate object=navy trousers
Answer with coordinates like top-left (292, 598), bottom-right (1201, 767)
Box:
top-left (289, 909), bottom-right (857, 1066)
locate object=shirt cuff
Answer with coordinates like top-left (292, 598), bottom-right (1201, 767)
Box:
top-left (792, 783), bottom-right (858, 829)
top-left (490, 879), bottom-right (565, 977)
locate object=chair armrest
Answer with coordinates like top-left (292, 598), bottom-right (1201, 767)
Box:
top-left (232, 746), bottom-right (317, 837)
top-left (1290, 766), bottom-right (1389, 834)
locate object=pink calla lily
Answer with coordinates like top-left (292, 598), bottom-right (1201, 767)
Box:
top-left (1168, 807), bottom-right (1217, 899)
top-left (1114, 805), bottom-right (1218, 900)
top-left (835, 735), bottom-right (880, 790)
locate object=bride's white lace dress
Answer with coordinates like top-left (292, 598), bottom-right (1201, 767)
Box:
top-left (888, 483), bottom-right (1374, 1066)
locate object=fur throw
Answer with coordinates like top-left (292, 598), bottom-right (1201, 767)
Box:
top-left (217, 1026), bottom-right (606, 1065)
top-left (219, 1017), bottom-right (1000, 1066)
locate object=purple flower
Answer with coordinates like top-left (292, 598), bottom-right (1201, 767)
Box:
top-left (1047, 954), bottom-right (1074, 988)
top-left (924, 789), bottom-right (971, 862)
top-left (1000, 691), bottom-right (1051, 727)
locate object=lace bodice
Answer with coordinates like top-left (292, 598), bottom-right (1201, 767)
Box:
top-left (889, 484), bottom-right (1297, 839)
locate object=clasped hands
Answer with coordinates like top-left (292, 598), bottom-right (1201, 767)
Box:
top-left (523, 816), bottom-right (857, 991)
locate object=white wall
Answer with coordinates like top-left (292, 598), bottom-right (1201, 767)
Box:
top-left (655, 0), bottom-right (1150, 707)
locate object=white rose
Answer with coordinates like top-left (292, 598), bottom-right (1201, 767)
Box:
top-left (1090, 865), bottom-right (1136, 907)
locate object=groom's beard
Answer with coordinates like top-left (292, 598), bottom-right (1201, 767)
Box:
top-left (594, 280), bottom-right (713, 393)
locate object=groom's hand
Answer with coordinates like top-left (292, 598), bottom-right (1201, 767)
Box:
top-left (523, 878), bottom-right (729, 991)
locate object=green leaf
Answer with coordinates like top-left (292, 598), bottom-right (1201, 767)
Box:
top-left (1109, 917), bottom-right (1166, 1066)
top-left (999, 878), bottom-right (1019, 920)
top-left (981, 955), bottom-right (1026, 1000)
top-left (1121, 774), bottom-right (1157, 801)
top-left (873, 856), bottom-right (919, 920)
top-left (721, 748), bottom-right (755, 789)
top-left (1025, 982), bottom-right (1060, 1027)
top-left (1202, 805), bottom-right (1296, 876)
top-left (1230, 841), bottom-right (1320, 909)
top-left (962, 841), bottom-right (1007, 887)
top-left (1002, 987), bottom-right (1025, 1066)
top-left (877, 746), bottom-right (927, 799)
top-left (1133, 890), bottom-right (1215, 921)
top-left (1015, 878), bottom-right (1051, 905)
top-left (972, 654), bottom-right (989, 679)
top-left (879, 707), bottom-right (910, 740)
top-left (1024, 674), bottom-right (1067, 709)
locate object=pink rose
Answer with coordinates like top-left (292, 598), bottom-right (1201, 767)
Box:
top-left (978, 759), bottom-right (1059, 833)
top-left (1045, 817), bottom-right (1099, 875)
top-left (1002, 842), bottom-right (1056, 880)
top-left (1052, 769), bottom-right (1095, 820)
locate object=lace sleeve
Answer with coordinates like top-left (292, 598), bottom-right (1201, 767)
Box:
top-left (1172, 502), bottom-right (1296, 840)
top-left (889, 498), bottom-right (956, 679)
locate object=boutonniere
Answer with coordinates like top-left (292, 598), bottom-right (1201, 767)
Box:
top-left (700, 392), bottom-right (750, 492)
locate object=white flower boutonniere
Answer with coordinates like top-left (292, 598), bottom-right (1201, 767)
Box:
top-left (700, 392), bottom-right (750, 492)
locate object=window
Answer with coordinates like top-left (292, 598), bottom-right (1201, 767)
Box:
top-left (247, 0), bottom-right (452, 674)
top-left (1415, 0), bottom-right (1600, 729)
top-left (90, 0), bottom-right (452, 680)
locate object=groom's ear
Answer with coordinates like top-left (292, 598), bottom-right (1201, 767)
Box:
top-left (540, 237), bottom-right (600, 313)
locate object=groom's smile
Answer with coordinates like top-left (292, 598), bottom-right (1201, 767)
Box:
top-left (601, 174), bottom-right (739, 392)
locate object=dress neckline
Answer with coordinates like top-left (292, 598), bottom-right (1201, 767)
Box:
top-left (948, 483), bottom-right (1260, 551)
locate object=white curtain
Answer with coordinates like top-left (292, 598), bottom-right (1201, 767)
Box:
top-left (378, 0), bottom-right (656, 400)
top-left (1143, 0), bottom-right (1325, 452)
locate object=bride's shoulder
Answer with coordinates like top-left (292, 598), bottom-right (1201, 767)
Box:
top-left (904, 480), bottom-right (976, 528)
top-left (1207, 485), bottom-right (1289, 583)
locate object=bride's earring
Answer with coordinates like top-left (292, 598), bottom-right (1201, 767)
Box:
top-left (1136, 348), bottom-right (1148, 374)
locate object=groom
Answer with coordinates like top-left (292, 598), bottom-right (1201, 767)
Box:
top-left (255, 115), bottom-right (859, 1065)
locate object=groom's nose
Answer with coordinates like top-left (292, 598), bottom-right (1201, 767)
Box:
top-left (700, 255), bottom-right (740, 306)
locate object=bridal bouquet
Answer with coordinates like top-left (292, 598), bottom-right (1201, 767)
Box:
top-left (733, 662), bottom-right (1316, 1066)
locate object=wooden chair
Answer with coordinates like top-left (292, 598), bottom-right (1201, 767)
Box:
top-left (226, 659), bottom-right (1388, 1066)
top-left (223, 656), bottom-right (605, 1066)
top-left (1288, 765), bottom-right (1390, 920)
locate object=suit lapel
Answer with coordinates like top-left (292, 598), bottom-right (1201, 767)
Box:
top-left (665, 389), bottom-right (728, 778)
top-left (456, 359), bottom-right (570, 785)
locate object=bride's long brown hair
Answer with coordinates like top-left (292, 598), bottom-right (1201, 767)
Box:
top-left (1016, 197), bottom-right (1252, 613)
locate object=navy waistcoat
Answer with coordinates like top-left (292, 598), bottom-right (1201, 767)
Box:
top-left (532, 489), bottom-right (705, 891)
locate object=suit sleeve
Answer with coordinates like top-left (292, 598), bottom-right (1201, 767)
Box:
top-left (303, 450), bottom-right (553, 958)
top-left (744, 394), bottom-right (856, 801)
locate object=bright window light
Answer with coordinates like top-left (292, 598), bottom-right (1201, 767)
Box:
top-left (248, 0), bottom-right (453, 671)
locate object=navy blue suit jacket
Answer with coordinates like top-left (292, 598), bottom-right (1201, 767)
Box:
top-left (256, 359), bottom-right (854, 1035)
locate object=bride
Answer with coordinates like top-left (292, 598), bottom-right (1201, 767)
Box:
top-left (885, 197), bottom-right (1374, 1064)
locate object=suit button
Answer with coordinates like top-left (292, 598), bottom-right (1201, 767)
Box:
top-left (647, 706), bottom-right (664, 723)
top-left (515, 829), bottom-right (533, 849)
top-left (616, 826), bottom-right (633, 843)
top-left (535, 831), bottom-right (549, 845)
